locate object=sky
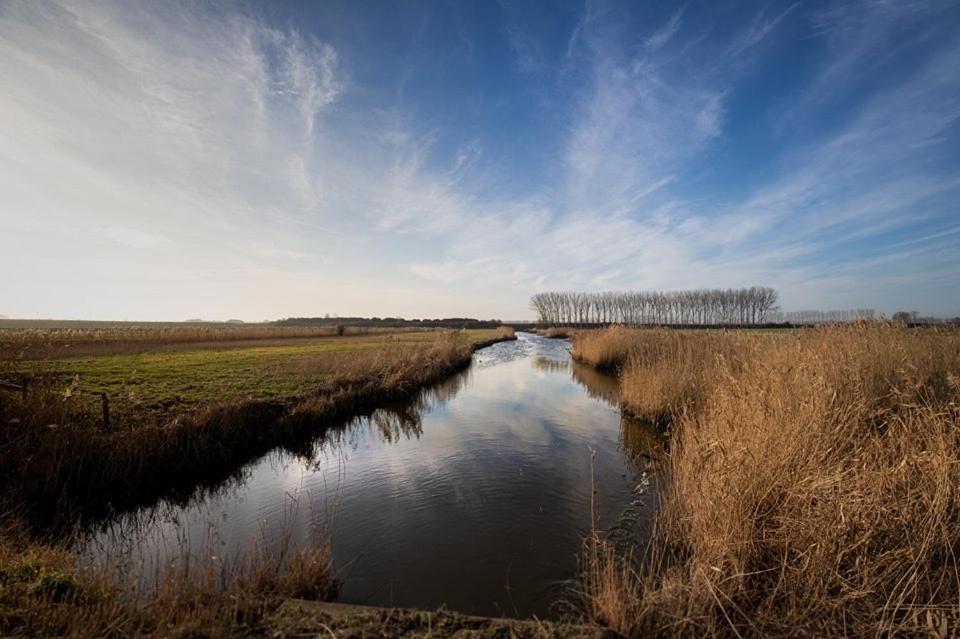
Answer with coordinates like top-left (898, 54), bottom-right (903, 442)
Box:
top-left (2, 0), bottom-right (959, 321)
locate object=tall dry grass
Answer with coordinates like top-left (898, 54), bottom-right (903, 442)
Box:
top-left (582, 324), bottom-right (960, 636)
top-left (571, 326), bottom-right (650, 370)
top-left (572, 327), bottom-right (755, 419)
top-left (0, 520), bottom-right (336, 638)
top-left (618, 330), bottom-right (755, 422)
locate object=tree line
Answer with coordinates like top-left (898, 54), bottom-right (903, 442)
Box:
top-left (770, 309), bottom-right (876, 324)
top-left (277, 316), bottom-right (504, 329)
top-left (530, 288), bottom-right (780, 325)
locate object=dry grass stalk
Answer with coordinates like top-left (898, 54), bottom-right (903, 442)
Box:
top-left (618, 329), bottom-right (755, 421)
top-left (570, 326), bottom-right (650, 370)
top-left (0, 518), bottom-right (336, 638)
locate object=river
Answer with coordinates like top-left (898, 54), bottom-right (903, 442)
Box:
top-left (84, 332), bottom-right (659, 619)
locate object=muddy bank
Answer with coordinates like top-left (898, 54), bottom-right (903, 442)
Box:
top-left (267, 600), bottom-right (618, 638)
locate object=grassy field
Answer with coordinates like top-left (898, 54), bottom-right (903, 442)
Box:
top-left (572, 324), bottom-right (960, 637)
top-left (5, 328), bottom-right (507, 412)
top-left (0, 322), bottom-right (420, 360)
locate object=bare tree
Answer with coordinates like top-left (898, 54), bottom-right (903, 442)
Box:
top-left (530, 287), bottom-right (782, 326)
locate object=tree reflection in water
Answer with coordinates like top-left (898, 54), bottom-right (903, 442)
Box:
top-left (308, 368), bottom-right (473, 457)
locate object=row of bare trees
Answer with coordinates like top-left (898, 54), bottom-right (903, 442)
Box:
top-left (530, 287), bottom-right (780, 325)
top-left (770, 309), bottom-right (876, 324)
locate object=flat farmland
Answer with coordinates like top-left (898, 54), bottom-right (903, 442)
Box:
top-left (3, 328), bottom-right (508, 411)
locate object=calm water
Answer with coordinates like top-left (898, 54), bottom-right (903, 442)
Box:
top-left (85, 332), bottom-right (659, 619)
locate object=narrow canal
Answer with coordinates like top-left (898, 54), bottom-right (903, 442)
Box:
top-left (86, 332), bottom-right (659, 619)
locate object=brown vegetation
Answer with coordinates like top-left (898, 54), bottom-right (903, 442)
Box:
top-left (0, 323), bottom-right (405, 360)
top-left (570, 326), bottom-right (650, 370)
top-left (579, 323), bottom-right (960, 636)
top-left (617, 329), bottom-right (753, 422)
top-left (476, 325), bottom-right (516, 347)
top-left (0, 521), bottom-right (336, 638)
top-left (269, 600), bottom-right (607, 638)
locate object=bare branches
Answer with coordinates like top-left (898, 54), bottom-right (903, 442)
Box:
top-left (530, 288), bottom-right (781, 325)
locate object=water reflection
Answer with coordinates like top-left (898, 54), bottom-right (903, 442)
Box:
top-left (619, 416), bottom-right (662, 461)
top-left (569, 360), bottom-right (620, 406)
top-left (310, 369), bottom-right (472, 454)
top-left (567, 357), bottom-right (662, 462)
top-left (532, 356), bottom-right (569, 373)
top-left (84, 333), bottom-right (659, 620)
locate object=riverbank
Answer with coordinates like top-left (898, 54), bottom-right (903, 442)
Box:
top-left (80, 332), bottom-right (646, 624)
top-left (267, 600), bottom-right (613, 638)
top-left (0, 528), bottom-right (338, 638)
top-left (0, 548), bottom-right (608, 639)
top-left (0, 327), bottom-right (515, 529)
top-left (2, 326), bottom-right (526, 638)
top-left (570, 323), bottom-right (960, 636)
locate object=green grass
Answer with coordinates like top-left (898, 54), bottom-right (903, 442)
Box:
top-left (15, 329), bottom-right (505, 412)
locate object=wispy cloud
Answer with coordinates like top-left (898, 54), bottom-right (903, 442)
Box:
top-left (403, 0), bottom-right (960, 315)
top-left (1, 0), bottom-right (958, 320)
top-left (0, 1), bottom-right (348, 318)
top-left (500, 1), bottom-right (544, 72)
top-left (644, 7), bottom-right (684, 52)
top-left (726, 2), bottom-right (800, 57)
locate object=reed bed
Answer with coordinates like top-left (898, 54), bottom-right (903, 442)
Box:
top-left (617, 329), bottom-right (756, 422)
top-left (571, 326), bottom-right (650, 370)
top-left (579, 323), bottom-right (960, 636)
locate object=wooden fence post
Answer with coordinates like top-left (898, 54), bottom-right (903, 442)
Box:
top-left (100, 392), bottom-right (110, 431)
top-left (0, 379), bottom-right (26, 399)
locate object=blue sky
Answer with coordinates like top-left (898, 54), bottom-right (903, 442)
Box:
top-left (2, 0), bottom-right (959, 320)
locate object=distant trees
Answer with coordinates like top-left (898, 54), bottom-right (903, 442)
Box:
top-left (530, 287), bottom-right (780, 325)
top-left (892, 311), bottom-right (917, 325)
top-left (770, 309), bottom-right (877, 324)
top-left (277, 316), bottom-right (504, 329)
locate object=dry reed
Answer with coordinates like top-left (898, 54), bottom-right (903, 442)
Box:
top-left (570, 326), bottom-right (650, 370)
top-left (582, 324), bottom-right (960, 636)
top-left (617, 329), bottom-right (755, 421)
